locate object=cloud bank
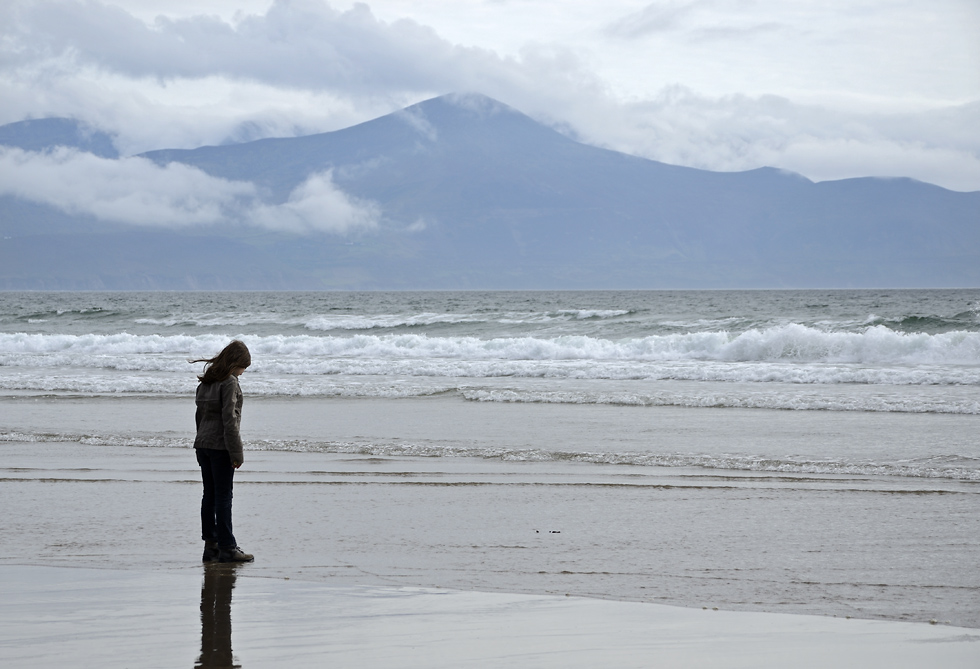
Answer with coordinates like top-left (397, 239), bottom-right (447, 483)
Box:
top-left (0, 147), bottom-right (380, 233)
top-left (584, 90), bottom-right (980, 192)
top-left (2, 0), bottom-right (518, 94)
top-left (0, 0), bottom-right (977, 191)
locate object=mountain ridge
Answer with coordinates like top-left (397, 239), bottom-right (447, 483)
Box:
top-left (1, 93), bottom-right (978, 289)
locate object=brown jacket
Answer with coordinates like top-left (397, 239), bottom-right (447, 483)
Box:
top-left (194, 375), bottom-right (244, 464)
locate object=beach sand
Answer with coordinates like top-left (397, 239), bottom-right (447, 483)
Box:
top-left (2, 394), bottom-right (979, 666)
top-left (2, 563), bottom-right (978, 669)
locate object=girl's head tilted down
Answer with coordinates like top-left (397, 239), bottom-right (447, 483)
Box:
top-left (192, 340), bottom-right (251, 384)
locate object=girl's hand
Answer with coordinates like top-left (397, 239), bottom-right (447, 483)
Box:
top-left (233, 461), bottom-right (242, 469)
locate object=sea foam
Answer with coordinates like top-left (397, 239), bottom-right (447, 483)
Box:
top-left (2, 324), bottom-right (980, 365)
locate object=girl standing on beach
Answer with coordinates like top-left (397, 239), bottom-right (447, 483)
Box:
top-left (192, 340), bottom-right (254, 563)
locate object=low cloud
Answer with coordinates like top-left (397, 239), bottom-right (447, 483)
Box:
top-left (0, 147), bottom-right (381, 233)
top-left (0, 147), bottom-right (251, 225)
top-left (559, 89), bottom-right (980, 191)
top-left (0, 69), bottom-right (404, 155)
top-left (250, 170), bottom-right (380, 234)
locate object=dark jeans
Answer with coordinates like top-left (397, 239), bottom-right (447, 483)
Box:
top-left (196, 448), bottom-right (236, 548)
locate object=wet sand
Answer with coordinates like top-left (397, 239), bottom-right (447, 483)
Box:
top-left (2, 393), bottom-right (979, 665)
top-left (2, 564), bottom-right (978, 668)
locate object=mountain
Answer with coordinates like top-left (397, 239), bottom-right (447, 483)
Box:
top-left (1, 94), bottom-right (978, 289)
top-left (0, 118), bottom-right (118, 158)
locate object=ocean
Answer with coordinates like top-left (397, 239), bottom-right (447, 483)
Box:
top-left (3, 289), bottom-right (980, 477)
top-left (2, 289), bottom-right (978, 627)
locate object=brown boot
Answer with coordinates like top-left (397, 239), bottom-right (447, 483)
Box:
top-left (218, 546), bottom-right (254, 563)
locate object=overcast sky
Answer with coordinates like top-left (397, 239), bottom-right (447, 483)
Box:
top-left (1, 0), bottom-right (978, 192)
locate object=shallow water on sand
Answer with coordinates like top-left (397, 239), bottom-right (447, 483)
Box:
top-left (2, 395), bottom-right (978, 628)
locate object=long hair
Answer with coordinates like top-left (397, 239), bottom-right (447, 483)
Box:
top-left (192, 340), bottom-right (251, 384)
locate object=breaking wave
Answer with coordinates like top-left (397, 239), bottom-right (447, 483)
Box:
top-left (2, 324), bottom-right (980, 366)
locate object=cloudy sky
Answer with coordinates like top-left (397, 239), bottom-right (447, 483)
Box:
top-left (1, 0), bottom-right (978, 196)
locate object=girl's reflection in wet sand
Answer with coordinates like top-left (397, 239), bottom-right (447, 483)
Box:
top-left (196, 564), bottom-right (240, 669)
